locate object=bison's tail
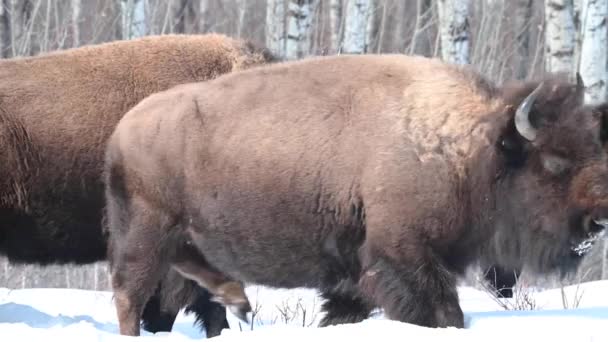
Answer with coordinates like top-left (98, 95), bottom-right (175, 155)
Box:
top-left (101, 145), bottom-right (130, 271)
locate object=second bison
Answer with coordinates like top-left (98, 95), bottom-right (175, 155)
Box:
top-left (0, 33), bottom-right (275, 336)
top-left (104, 54), bottom-right (608, 334)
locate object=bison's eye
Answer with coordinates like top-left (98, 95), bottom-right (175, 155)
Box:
top-left (541, 154), bottom-right (571, 175)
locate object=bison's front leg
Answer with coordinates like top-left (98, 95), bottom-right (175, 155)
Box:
top-left (358, 241), bottom-right (464, 328)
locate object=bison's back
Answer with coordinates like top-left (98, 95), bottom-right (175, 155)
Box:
top-left (0, 34), bottom-right (273, 264)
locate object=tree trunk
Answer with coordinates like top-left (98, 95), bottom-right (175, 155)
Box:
top-left (436, 0), bottom-right (470, 64)
top-left (329, 0), bottom-right (342, 52)
top-left (172, 0), bottom-right (196, 34)
top-left (544, 0), bottom-right (576, 74)
top-left (10, 0), bottom-right (32, 56)
top-left (365, 0), bottom-right (375, 51)
top-left (0, 0), bottom-right (10, 57)
top-left (578, 0), bottom-right (607, 104)
top-left (266, 0), bottom-right (287, 58)
top-left (121, 0), bottom-right (146, 40)
top-left (72, 0), bottom-right (80, 47)
top-left (514, 0), bottom-right (533, 79)
top-left (235, 0), bottom-right (248, 38)
top-left (342, 0), bottom-right (371, 54)
top-left (285, 0), bottom-right (316, 60)
top-left (173, 0), bottom-right (187, 34)
top-left (199, 0), bottom-right (209, 32)
top-left (409, 0), bottom-right (432, 55)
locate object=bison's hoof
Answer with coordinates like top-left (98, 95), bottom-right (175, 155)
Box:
top-left (229, 303), bottom-right (252, 324)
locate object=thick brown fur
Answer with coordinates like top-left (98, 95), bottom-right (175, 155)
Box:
top-left (0, 33), bottom-right (276, 336)
top-left (104, 54), bottom-right (608, 331)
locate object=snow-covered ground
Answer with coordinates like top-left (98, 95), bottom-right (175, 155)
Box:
top-left (1, 280), bottom-right (608, 341)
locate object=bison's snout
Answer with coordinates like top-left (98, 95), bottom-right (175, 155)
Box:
top-left (571, 214), bottom-right (608, 257)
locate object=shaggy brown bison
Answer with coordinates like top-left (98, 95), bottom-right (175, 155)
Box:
top-left (0, 33), bottom-right (275, 337)
top-left (104, 53), bottom-right (608, 334)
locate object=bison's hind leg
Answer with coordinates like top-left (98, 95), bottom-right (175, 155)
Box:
top-left (107, 194), bottom-right (177, 336)
top-left (171, 240), bottom-right (252, 324)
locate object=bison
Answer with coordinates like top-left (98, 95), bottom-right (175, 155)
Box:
top-left (104, 53), bottom-right (608, 334)
top-left (0, 33), bottom-right (275, 337)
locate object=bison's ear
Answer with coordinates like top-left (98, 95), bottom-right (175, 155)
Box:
top-left (497, 121), bottom-right (527, 168)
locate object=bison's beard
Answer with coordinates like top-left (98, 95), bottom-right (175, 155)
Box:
top-left (482, 220), bottom-right (595, 280)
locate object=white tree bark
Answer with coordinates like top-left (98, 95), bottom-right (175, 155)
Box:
top-left (285, 0), bottom-right (316, 60)
top-left (235, 0), bottom-right (247, 38)
top-left (266, 0), bottom-right (286, 58)
top-left (578, 0), bottom-right (607, 104)
top-left (436, 0), bottom-right (470, 64)
top-left (133, 0), bottom-right (146, 37)
top-left (199, 0), bottom-right (210, 32)
top-left (342, 0), bottom-right (371, 54)
top-left (329, 0), bottom-right (342, 52)
top-left (365, 0), bottom-right (375, 51)
top-left (409, 0), bottom-right (432, 55)
top-left (514, 0), bottom-right (533, 79)
top-left (0, 0), bottom-right (10, 57)
top-left (545, 0), bottom-right (576, 74)
top-left (121, 0), bottom-right (146, 40)
top-left (71, 0), bottom-right (80, 47)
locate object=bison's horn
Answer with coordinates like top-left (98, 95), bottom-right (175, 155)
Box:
top-left (515, 82), bottom-right (543, 141)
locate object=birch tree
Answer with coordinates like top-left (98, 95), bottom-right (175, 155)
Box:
top-left (172, 0), bottom-right (198, 34)
top-left (365, 0), bottom-right (375, 51)
top-left (578, 0), bottom-right (607, 104)
top-left (544, 0), bottom-right (576, 74)
top-left (0, 0), bottom-right (10, 57)
top-left (173, 0), bottom-right (187, 33)
top-left (285, 0), bottom-right (316, 59)
top-left (342, 0), bottom-right (372, 53)
top-left (329, 0), bottom-right (342, 52)
top-left (266, 0), bottom-right (286, 58)
top-left (10, 0), bottom-right (33, 57)
top-left (121, 0), bottom-right (146, 39)
top-left (199, 0), bottom-right (210, 32)
top-left (235, 0), bottom-right (248, 38)
top-left (71, 0), bottom-right (80, 47)
top-left (436, 0), bottom-right (470, 64)
top-left (409, 0), bottom-right (433, 55)
top-left (514, 0), bottom-right (533, 79)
